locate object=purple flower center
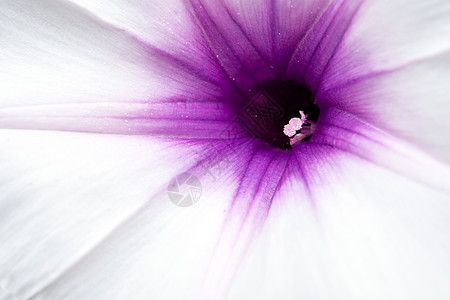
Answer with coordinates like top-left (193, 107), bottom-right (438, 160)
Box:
top-left (238, 79), bottom-right (319, 149)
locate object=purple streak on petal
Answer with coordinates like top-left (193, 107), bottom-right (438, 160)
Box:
top-left (273, 0), bottom-right (332, 75)
top-left (142, 42), bottom-right (234, 91)
top-left (306, 0), bottom-right (364, 92)
top-left (287, 0), bottom-right (342, 83)
top-left (0, 101), bottom-right (249, 139)
top-left (204, 142), bottom-right (293, 284)
top-left (215, 0), bottom-right (332, 78)
top-left (268, 0), bottom-right (277, 69)
top-left (287, 0), bottom-right (363, 91)
top-left (309, 107), bottom-right (449, 193)
top-left (222, 3), bottom-right (275, 72)
top-left (176, 106), bottom-right (447, 240)
top-left (187, 0), bottom-right (277, 93)
top-left (289, 142), bottom-right (341, 208)
top-left (316, 52), bottom-right (447, 119)
top-left (7, 0), bottom-right (442, 267)
top-left (69, 0), bottom-right (240, 97)
top-left (169, 137), bottom-right (256, 186)
top-left (228, 146), bottom-right (290, 219)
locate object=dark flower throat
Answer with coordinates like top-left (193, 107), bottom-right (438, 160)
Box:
top-left (239, 80), bottom-right (320, 149)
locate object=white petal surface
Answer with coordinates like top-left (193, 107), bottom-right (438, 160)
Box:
top-left (2, 132), bottom-right (447, 300)
top-left (321, 52), bottom-right (450, 162)
top-left (0, 0), bottom-right (225, 108)
top-left (318, 0), bottom-right (450, 160)
top-left (1, 0), bottom-right (450, 299)
top-left (0, 0), bottom-right (149, 106)
top-left (323, 0), bottom-right (450, 88)
top-left (230, 156), bottom-right (450, 299)
top-left (2, 119), bottom-right (449, 299)
top-left (0, 130), bottom-right (204, 299)
top-left (62, 0), bottom-right (233, 92)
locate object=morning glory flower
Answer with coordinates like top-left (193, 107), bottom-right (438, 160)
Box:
top-left (1, 0), bottom-right (450, 299)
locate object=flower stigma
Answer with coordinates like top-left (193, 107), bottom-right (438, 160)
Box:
top-left (283, 110), bottom-right (317, 146)
top-left (239, 79), bottom-right (320, 150)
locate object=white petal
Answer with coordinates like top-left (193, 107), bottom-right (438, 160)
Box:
top-left (67, 0), bottom-right (331, 85)
top-left (62, 0), bottom-right (233, 92)
top-left (0, 0), bottom-right (224, 108)
top-left (321, 51), bottom-right (450, 162)
top-left (0, 129), bottom-right (205, 299)
top-left (230, 156), bottom-right (450, 299)
top-left (318, 0), bottom-right (450, 160)
top-left (2, 126), bottom-right (449, 299)
top-left (323, 0), bottom-right (450, 87)
top-left (63, 0), bottom-right (205, 58)
top-left (1, 1), bottom-right (450, 299)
